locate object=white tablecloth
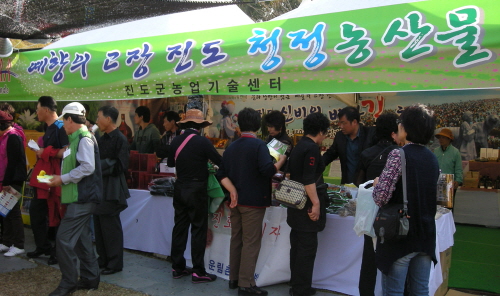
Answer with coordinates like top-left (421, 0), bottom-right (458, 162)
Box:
top-left (121, 190), bottom-right (455, 296)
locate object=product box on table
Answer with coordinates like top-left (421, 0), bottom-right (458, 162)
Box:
top-left (462, 176), bottom-right (479, 188)
top-left (437, 174), bottom-right (454, 208)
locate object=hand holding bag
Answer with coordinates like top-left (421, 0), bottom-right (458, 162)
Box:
top-left (354, 180), bottom-right (378, 237)
top-left (373, 148), bottom-right (410, 244)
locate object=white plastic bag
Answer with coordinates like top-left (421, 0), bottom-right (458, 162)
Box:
top-left (353, 180), bottom-right (379, 237)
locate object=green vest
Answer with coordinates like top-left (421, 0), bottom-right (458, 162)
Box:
top-left (61, 126), bottom-right (91, 204)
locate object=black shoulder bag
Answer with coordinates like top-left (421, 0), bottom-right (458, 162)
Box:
top-left (373, 148), bottom-right (409, 244)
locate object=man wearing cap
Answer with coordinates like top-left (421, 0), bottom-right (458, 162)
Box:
top-left (167, 109), bottom-right (222, 283)
top-left (434, 128), bottom-right (463, 191)
top-left (47, 102), bottom-right (102, 296)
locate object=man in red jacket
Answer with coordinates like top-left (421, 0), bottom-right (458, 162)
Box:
top-left (27, 96), bottom-right (68, 265)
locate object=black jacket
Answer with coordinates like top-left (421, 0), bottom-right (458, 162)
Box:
top-left (156, 129), bottom-right (181, 159)
top-left (375, 144), bottom-right (439, 274)
top-left (355, 140), bottom-right (399, 186)
top-left (322, 124), bottom-right (374, 184)
top-left (167, 129), bottom-right (221, 181)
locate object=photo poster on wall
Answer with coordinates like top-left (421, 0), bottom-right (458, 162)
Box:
top-left (359, 89), bottom-right (500, 161)
top-left (208, 93), bottom-right (353, 139)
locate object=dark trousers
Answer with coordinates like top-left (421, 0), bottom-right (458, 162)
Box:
top-left (56, 203), bottom-right (99, 289)
top-left (171, 179), bottom-right (209, 274)
top-left (29, 193), bottom-right (53, 252)
top-left (359, 234), bottom-right (377, 296)
top-left (229, 206), bottom-right (266, 287)
top-left (290, 229), bottom-right (318, 296)
top-left (2, 199), bottom-right (25, 249)
top-left (93, 213), bottom-right (124, 270)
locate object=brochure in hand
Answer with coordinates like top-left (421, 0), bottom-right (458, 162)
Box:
top-left (28, 139), bottom-right (40, 151)
top-left (0, 187), bottom-right (22, 217)
top-left (267, 138), bottom-right (289, 161)
top-left (36, 170), bottom-right (53, 183)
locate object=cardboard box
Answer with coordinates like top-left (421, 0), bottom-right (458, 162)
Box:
top-left (434, 247), bottom-right (453, 296)
top-left (462, 177), bottom-right (479, 188)
top-left (470, 171), bottom-right (480, 178)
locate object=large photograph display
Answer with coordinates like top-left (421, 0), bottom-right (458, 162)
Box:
top-left (6, 88), bottom-right (499, 161)
top-left (359, 89), bottom-right (500, 160)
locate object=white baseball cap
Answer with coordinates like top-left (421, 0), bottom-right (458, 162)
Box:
top-left (58, 102), bottom-right (86, 120)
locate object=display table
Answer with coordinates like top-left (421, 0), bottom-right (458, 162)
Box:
top-left (121, 190), bottom-right (455, 296)
top-left (454, 188), bottom-right (500, 227)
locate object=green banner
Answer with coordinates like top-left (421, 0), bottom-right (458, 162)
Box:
top-left (1, 0), bottom-right (499, 101)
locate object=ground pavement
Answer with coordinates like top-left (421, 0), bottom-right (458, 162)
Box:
top-left (0, 227), bottom-right (338, 296)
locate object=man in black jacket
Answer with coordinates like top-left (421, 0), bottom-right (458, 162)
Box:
top-left (323, 106), bottom-right (374, 184)
top-left (94, 106), bottom-right (130, 276)
top-left (355, 112), bottom-right (399, 296)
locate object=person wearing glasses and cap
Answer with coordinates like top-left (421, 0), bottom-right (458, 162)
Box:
top-left (46, 102), bottom-right (102, 296)
top-left (433, 128), bottom-right (463, 193)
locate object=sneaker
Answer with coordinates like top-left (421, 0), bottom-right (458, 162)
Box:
top-left (238, 286), bottom-right (268, 295)
top-left (4, 246), bottom-right (25, 257)
top-left (0, 244), bottom-right (9, 252)
top-left (191, 272), bottom-right (217, 283)
top-left (172, 269), bottom-right (191, 279)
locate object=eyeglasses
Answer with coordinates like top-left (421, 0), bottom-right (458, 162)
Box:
top-left (396, 119), bottom-right (402, 125)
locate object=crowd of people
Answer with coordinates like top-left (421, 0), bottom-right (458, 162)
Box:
top-left (0, 96), bottom-right (455, 296)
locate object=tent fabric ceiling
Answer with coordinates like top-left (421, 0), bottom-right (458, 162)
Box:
top-left (0, 0), bottom-right (250, 41)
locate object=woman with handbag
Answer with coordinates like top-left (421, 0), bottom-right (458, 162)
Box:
top-left (372, 104), bottom-right (439, 296)
top-left (217, 108), bottom-right (286, 296)
top-left (287, 112), bottom-right (330, 296)
top-left (0, 110), bottom-right (27, 257)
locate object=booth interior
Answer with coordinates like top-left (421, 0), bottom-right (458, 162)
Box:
top-left (8, 86), bottom-right (500, 296)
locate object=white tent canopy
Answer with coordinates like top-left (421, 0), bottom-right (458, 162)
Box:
top-left (45, 5), bottom-right (254, 49)
top-left (272, 0), bottom-right (425, 21)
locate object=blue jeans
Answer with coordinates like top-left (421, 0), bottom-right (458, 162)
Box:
top-left (382, 252), bottom-right (431, 296)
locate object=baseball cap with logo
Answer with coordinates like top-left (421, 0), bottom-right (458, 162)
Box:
top-left (58, 102), bottom-right (86, 120)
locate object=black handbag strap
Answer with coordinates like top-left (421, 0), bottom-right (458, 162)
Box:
top-left (367, 145), bottom-right (398, 167)
top-left (399, 148), bottom-right (408, 213)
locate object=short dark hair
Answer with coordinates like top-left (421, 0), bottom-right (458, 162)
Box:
top-left (98, 105), bottom-right (119, 123)
top-left (238, 108), bottom-right (261, 132)
top-left (135, 106), bottom-right (151, 122)
top-left (163, 111), bottom-right (181, 123)
top-left (303, 112), bottom-right (330, 137)
top-left (38, 96), bottom-right (57, 112)
top-left (180, 121), bottom-right (202, 130)
top-left (400, 104), bottom-right (436, 145)
top-left (63, 113), bottom-right (86, 124)
top-left (0, 103), bottom-right (15, 115)
top-left (264, 110), bottom-right (286, 132)
top-left (338, 106), bottom-right (360, 123)
top-left (0, 122), bottom-right (12, 131)
top-left (375, 112), bottom-right (399, 142)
